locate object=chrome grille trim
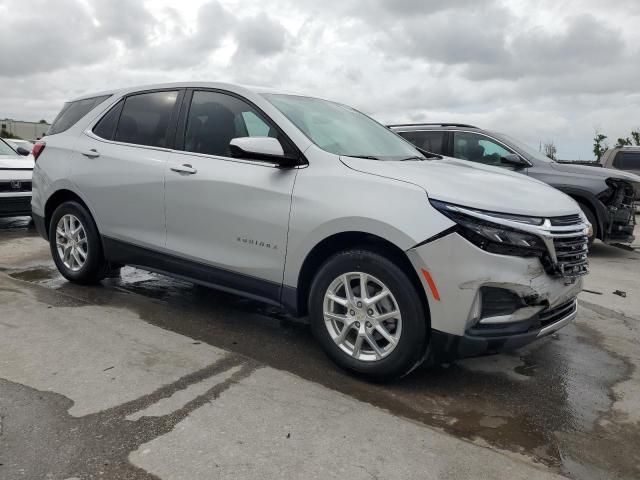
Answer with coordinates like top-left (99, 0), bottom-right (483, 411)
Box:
top-left (443, 205), bottom-right (590, 280)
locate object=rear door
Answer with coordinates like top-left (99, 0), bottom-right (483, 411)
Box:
top-left (164, 89), bottom-right (298, 298)
top-left (74, 89), bottom-right (183, 249)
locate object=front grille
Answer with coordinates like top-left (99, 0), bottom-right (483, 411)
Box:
top-left (0, 180), bottom-right (32, 193)
top-left (538, 299), bottom-right (577, 328)
top-left (545, 217), bottom-right (589, 279)
top-left (0, 196), bottom-right (31, 215)
top-left (553, 234), bottom-right (589, 277)
top-left (550, 214), bottom-right (581, 226)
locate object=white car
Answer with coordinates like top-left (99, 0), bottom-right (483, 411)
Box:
top-left (5, 138), bottom-right (35, 156)
top-left (0, 137), bottom-right (34, 217)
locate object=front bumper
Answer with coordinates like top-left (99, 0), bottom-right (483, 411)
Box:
top-left (407, 232), bottom-right (582, 357)
top-left (429, 299), bottom-right (577, 362)
top-left (0, 194), bottom-right (32, 218)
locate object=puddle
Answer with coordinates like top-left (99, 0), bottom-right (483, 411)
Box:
top-left (9, 267), bottom-right (59, 282)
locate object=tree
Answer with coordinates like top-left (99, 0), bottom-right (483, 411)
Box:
top-left (543, 141), bottom-right (557, 160)
top-left (631, 130), bottom-right (640, 146)
top-left (615, 137), bottom-right (632, 148)
top-left (38, 119), bottom-right (48, 124)
top-left (593, 131), bottom-right (608, 161)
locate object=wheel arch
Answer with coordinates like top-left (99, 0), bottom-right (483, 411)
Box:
top-left (44, 189), bottom-right (93, 240)
top-left (283, 231), bottom-right (431, 324)
top-left (554, 186), bottom-right (606, 240)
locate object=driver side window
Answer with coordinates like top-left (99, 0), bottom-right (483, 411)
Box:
top-left (184, 91), bottom-right (278, 157)
top-left (453, 132), bottom-right (515, 168)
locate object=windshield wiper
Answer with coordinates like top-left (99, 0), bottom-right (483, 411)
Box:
top-left (399, 156), bottom-right (426, 161)
top-left (346, 155), bottom-right (381, 160)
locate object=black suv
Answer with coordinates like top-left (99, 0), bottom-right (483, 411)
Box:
top-left (389, 123), bottom-right (639, 245)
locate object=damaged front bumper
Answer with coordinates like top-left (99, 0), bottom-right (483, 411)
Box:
top-left (407, 232), bottom-right (583, 362)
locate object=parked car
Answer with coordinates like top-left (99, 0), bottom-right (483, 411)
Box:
top-left (5, 138), bottom-right (35, 157)
top-left (0, 138), bottom-right (34, 218)
top-left (390, 124), bottom-right (639, 246)
top-left (599, 146), bottom-right (640, 176)
top-left (32, 84), bottom-right (589, 379)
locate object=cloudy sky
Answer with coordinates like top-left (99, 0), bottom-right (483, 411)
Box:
top-left (1, 0), bottom-right (639, 159)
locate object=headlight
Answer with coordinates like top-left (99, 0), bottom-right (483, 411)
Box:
top-left (430, 199), bottom-right (547, 257)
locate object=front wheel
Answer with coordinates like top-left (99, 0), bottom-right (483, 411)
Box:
top-left (49, 201), bottom-right (109, 284)
top-left (309, 249), bottom-right (428, 381)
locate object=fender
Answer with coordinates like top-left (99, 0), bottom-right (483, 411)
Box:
top-left (553, 185), bottom-right (607, 238)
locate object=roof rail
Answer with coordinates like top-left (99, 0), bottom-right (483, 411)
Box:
top-left (387, 123), bottom-right (478, 128)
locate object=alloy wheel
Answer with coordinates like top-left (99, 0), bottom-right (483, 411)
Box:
top-left (323, 272), bottom-right (402, 362)
top-left (55, 214), bottom-right (89, 272)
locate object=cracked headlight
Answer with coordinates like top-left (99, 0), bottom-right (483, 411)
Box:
top-left (430, 199), bottom-right (547, 257)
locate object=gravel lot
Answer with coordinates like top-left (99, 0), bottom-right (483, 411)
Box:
top-left (0, 216), bottom-right (638, 479)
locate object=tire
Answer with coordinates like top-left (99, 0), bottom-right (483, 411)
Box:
top-left (578, 202), bottom-right (597, 248)
top-left (308, 249), bottom-right (428, 381)
top-left (49, 201), bottom-right (109, 284)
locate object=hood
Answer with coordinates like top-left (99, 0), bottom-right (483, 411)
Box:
top-left (550, 161), bottom-right (640, 184)
top-left (340, 156), bottom-right (581, 217)
top-left (0, 155), bottom-right (34, 170)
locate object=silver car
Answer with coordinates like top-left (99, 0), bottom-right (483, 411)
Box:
top-left (32, 83), bottom-right (589, 379)
top-left (0, 137), bottom-right (34, 217)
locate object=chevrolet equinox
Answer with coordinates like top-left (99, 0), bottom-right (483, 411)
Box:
top-left (32, 83), bottom-right (589, 379)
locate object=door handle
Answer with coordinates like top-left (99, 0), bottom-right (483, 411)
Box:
top-left (81, 149), bottom-right (100, 158)
top-left (170, 164), bottom-right (197, 175)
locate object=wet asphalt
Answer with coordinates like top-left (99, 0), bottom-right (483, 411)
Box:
top-left (1, 216), bottom-right (639, 479)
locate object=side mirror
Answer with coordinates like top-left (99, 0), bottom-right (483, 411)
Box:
top-left (16, 146), bottom-right (31, 156)
top-left (229, 137), bottom-right (299, 168)
top-left (501, 153), bottom-right (528, 167)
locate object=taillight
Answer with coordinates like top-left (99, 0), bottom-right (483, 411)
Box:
top-left (32, 141), bottom-right (46, 162)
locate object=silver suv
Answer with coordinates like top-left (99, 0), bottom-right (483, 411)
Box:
top-left (32, 83), bottom-right (589, 379)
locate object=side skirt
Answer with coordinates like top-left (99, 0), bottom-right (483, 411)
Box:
top-left (102, 236), bottom-right (298, 313)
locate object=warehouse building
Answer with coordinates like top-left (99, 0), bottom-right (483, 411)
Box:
top-left (1, 119), bottom-right (50, 141)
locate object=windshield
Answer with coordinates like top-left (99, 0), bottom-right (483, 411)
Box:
top-left (0, 138), bottom-right (17, 156)
top-left (491, 132), bottom-right (554, 163)
top-left (263, 94), bottom-right (424, 160)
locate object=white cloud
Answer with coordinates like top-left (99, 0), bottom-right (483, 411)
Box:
top-left (1, 0), bottom-right (639, 158)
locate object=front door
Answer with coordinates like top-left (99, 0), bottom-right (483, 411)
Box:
top-left (164, 90), bottom-right (298, 300)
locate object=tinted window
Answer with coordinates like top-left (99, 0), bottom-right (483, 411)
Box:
top-left (184, 91), bottom-right (279, 157)
top-left (48, 95), bottom-right (111, 135)
top-left (454, 132), bottom-right (515, 167)
top-left (613, 152), bottom-right (640, 170)
top-left (93, 100), bottom-right (124, 140)
top-left (398, 131), bottom-right (445, 154)
top-left (114, 91), bottom-right (179, 147)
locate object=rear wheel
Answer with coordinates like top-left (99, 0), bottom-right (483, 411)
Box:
top-left (49, 201), bottom-right (109, 284)
top-left (309, 249), bottom-right (428, 380)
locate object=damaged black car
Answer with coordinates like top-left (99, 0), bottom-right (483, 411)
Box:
top-left (389, 124), bottom-right (639, 246)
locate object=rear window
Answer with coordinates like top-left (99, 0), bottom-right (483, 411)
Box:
top-left (613, 151), bottom-right (640, 170)
top-left (113, 91), bottom-right (179, 148)
top-left (92, 100), bottom-right (124, 140)
top-left (48, 95), bottom-right (111, 135)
